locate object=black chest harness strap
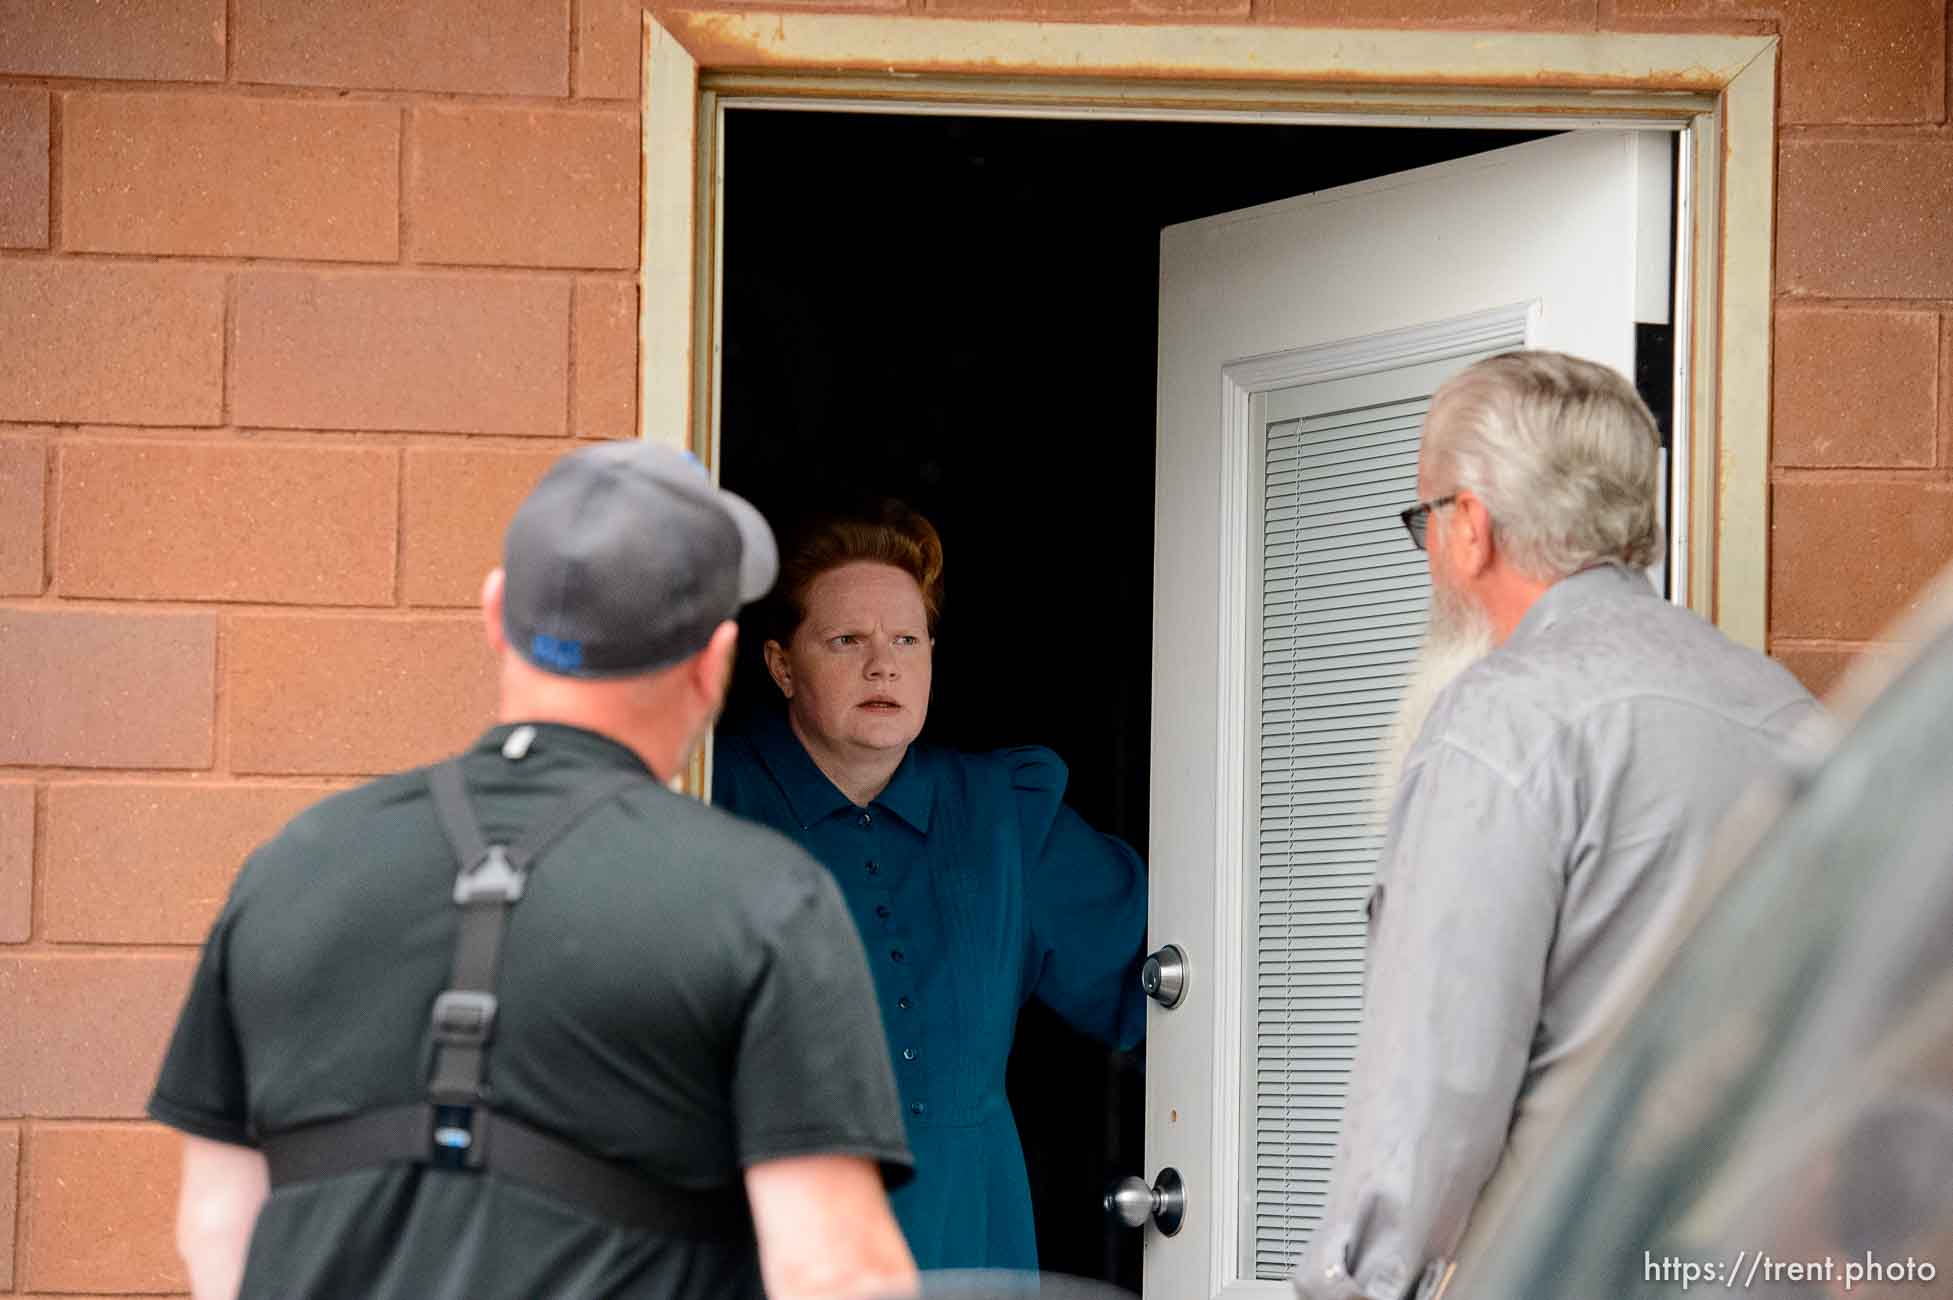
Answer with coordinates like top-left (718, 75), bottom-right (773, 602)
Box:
top-left (259, 758), bottom-right (754, 1241)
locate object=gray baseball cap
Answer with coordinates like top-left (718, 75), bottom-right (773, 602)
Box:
top-left (500, 441), bottom-right (777, 678)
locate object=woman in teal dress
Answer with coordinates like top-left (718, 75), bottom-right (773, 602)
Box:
top-left (712, 503), bottom-right (1148, 1273)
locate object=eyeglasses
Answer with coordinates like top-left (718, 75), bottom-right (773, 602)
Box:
top-left (1398, 494), bottom-right (1459, 551)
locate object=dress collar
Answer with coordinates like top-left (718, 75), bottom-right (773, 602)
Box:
top-left (747, 708), bottom-right (934, 833)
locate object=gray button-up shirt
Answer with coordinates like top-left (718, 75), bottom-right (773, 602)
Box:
top-left (1295, 564), bottom-right (1820, 1300)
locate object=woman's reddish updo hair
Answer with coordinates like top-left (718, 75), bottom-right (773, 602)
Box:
top-left (767, 501), bottom-right (946, 644)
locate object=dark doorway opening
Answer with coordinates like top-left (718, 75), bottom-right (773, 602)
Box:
top-left (715, 109), bottom-right (1547, 1289)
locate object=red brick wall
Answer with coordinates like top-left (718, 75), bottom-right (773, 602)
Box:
top-left (0, 1), bottom-right (640, 1290)
top-left (0, 0), bottom-right (1947, 1291)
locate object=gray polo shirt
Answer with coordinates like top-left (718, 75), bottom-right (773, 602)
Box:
top-left (1295, 564), bottom-right (1820, 1300)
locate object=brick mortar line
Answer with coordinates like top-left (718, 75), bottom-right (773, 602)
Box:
top-left (0, 1127), bottom-right (9, 1288)
top-left (0, 940), bottom-right (206, 960)
top-left (44, 89), bottom-right (62, 253)
top-left (1602, 19), bottom-right (1779, 39)
top-left (5, 579), bottom-right (514, 619)
top-left (1769, 637), bottom-right (1897, 651)
top-left (569, 0), bottom-right (582, 98)
top-left (0, 247), bottom-right (638, 277)
top-left (2, 942), bottom-right (203, 956)
top-left (6, 420), bottom-right (563, 437)
top-left (32, 769), bottom-right (403, 783)
top-left (1777, 124), bottom-right (1953, 139)
top-left (1773, 299), bottom-right (1953, 312)
top-left (0, 73), bottom-right (623, 110)
top-left (1771, 467), bottom-right (1953, 483)
top-left (211, 593), bottom-right (232, 778)
top-left (225, 0), bottom-right (237, 84)
top-left (399, 94), bottom-right (637, 121)
top-left (14, 1116), bottom-right (30, 1296)
top-left (0, 597), bottom-right (479, 617)
top-left (1939, 311), bottom-right (1950, 470)
top-left (40, 430), bottom-right (61, 603)
top-left (393, 446), bottom-right (408, 609)
top-left (0, 426), bottom-right (585, 449)
top-left (38, 426), bottom-right (55, 597)
top-left (0, 770), bottom-right (356, 786)
top-left (220, 272), bottom-right (235, 426)
top-left (28, 783), bottom-right (46, 947)
top-left (1775, 295), bottom-right (1953, 310)
top-left (567, 280), bottom-right (582, 438)
top-left (397, 105), bottom-right (413, 266)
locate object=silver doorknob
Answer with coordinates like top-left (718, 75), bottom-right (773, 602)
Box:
top-left (1104, 1167), bottom-right (1185, 1235)
top-left (1141, 944), bottom-right (1187, 1008)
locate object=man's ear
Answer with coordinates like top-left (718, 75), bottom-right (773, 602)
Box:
top-left (695, 621), bottom-right (739, 709)
top-left (762, 639), bottom-right (793, 699)
top-left (1453, 493), bottom-right (1497, 578)
top-left (481, 569), bottom-right (508, 656)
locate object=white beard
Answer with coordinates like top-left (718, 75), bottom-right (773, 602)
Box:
top-left (1372, 580), bottom-right (1495, 826)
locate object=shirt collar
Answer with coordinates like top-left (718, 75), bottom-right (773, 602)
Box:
top-left (1509, 562), bottom-right (1650, 647)
top-left (747, 708), bottom-right (934, 833)
top-left (875, 747), bottom-right (934, 834)
top-left (472, 721), bottom-right (654, 777)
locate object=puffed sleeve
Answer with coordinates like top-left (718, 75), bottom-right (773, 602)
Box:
top-left (1003, 746), bottom-right (1149, 1050)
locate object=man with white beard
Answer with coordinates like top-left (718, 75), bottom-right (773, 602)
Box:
top-left (1296, 351), bottom-right (1819, 1300)
top-left (1370, 598), bottom-right (1494, 818)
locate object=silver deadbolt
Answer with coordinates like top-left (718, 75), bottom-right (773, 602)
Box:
top-left (1105, 1167), bottom-right (1186, 1236)
top-left (1141, 944), bottom-right (1188, 1008)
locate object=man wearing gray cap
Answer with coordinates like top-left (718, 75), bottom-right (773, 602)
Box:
top-left (150, 443), bottom-right (919, 1300)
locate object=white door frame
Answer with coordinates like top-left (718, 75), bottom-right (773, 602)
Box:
top-left (641, 8), bottom-right (1778, 1284)
top-left (639, 10), bottom-right (1776, 677)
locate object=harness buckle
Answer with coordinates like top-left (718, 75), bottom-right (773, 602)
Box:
top-left (454, 845), bottom-right (526, 904)
top-left (429, 1102), bottom-right (486, 1170)
top-left (431, 989), bottom-right (499, 1048)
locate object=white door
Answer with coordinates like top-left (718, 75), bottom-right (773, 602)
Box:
top-left (1142, 130), bottom-right (1673, 1298)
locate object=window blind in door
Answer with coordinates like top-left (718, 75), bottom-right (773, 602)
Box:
top-left (1250, 395), bottom-right (1432, 1280)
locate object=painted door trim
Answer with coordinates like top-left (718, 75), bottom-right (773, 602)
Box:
top-left (640, 10), bottom-right (1775, 649)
